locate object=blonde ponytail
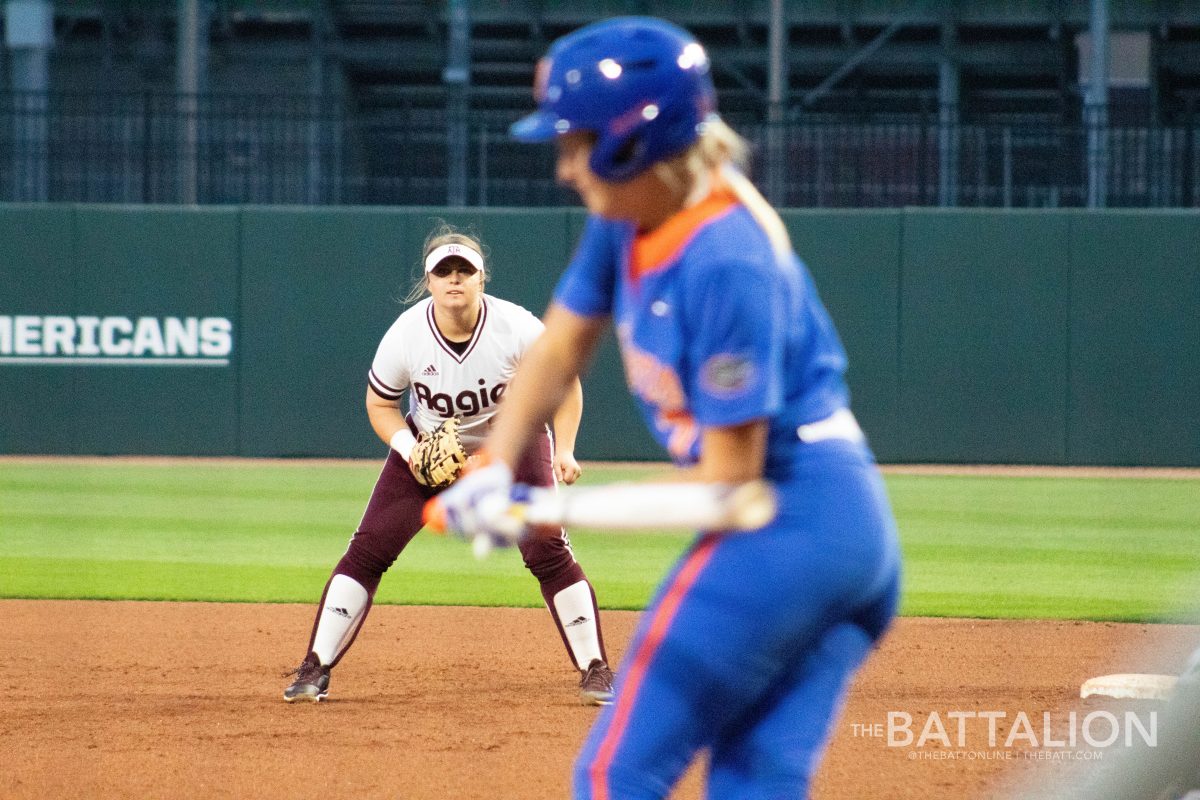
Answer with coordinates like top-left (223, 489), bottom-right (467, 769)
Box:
top-left (721, 163), bottom-right (793, 264)
top-left (654, 117), bottom-right (793, 264)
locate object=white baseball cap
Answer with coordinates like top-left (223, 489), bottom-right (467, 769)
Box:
top-left (424, 242), bottom-right (485, 274)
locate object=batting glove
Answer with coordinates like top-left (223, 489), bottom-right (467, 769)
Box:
top-left (422, 457), bottom-right (523, 547)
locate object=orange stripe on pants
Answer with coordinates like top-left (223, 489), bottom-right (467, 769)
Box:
top-left (588, 534), bottom-right (721, 800)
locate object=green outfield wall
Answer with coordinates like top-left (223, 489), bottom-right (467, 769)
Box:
top-left (1, 205), bottom-right (1197, 466)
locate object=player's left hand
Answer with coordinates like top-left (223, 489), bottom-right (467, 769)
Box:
top-left (422, 457), bottom-right (522, 546)
top-left (409, 417), bottom-right (469, 489)
top-left (553, 451), bottom-right (582, 485)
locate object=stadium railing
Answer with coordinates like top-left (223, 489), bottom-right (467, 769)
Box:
top-left (1, 91), bottom-right (1196, 208)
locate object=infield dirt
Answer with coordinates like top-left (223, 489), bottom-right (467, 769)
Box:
top-left (4, 600), bottom-right (1197, 799)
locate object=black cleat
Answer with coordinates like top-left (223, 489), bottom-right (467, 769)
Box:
top-left (579, 659), bottom-right (615, 706)
top-left (283, 653), bottom-right (331, 703)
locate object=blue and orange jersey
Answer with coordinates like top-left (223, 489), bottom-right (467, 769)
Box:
top-left (553, 179), bottom-right (852, 479)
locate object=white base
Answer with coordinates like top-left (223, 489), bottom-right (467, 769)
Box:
top-left (1080, 673), bottom-right (1178, 700)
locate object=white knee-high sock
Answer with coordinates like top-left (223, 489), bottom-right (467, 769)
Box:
top-left (553, 579), bottom-right (604, 670)
top-left (311, 574), bottom-right (369, 667)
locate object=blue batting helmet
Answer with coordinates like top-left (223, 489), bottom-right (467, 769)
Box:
top-left (510, 17), bottom-right (718, 182)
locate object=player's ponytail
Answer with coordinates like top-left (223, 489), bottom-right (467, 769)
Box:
top-left (653, 118), bottom-right (793, 265)
top-left (721, 162), bottom-right (793, 266)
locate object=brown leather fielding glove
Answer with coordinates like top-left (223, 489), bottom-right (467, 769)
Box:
top-left (408, 417), bottom-right (469, 489)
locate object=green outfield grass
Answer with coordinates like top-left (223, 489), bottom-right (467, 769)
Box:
top-left (1, 461), bottom-right (1197, 622)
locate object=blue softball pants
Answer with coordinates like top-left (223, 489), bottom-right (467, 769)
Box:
top-left (573, 442), bottom-right (901, 800)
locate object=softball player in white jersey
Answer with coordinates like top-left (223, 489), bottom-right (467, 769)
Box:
top-left (283, 225), bottom-right (614, 705)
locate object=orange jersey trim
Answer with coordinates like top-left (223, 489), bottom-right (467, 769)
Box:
top-left (629, 183), bottom-right (739, 281)
top-left (587, 534), bottom-right (721, 800)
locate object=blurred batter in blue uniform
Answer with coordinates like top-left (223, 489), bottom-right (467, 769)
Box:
top-left (430, 17), bottom-right (902, 799)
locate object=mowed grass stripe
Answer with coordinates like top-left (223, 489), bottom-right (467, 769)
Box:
top-left (902, 543), bottom-right (1197, 570)
top-left (900, 591), bottom-right (1180, 621)
top-left (2, 462), bottom-right (1197, 621)
top-left (887, 472), bottom-right (1200, 621)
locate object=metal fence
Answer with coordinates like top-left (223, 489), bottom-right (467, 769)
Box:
top-left (756, 120), bottom-right (1199, 208)
top-left (2, 91), bottom-right (1197, 208)
top-left (1, 92), bottom-right (345, 205)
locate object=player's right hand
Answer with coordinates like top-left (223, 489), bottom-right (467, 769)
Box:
top-left (422, 456), bottom-right (522, 546)
top-left (553, 450), bottom-right (583, 485)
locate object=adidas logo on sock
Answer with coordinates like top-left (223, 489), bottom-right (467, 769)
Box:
top-left (421, 364), bottom-right (439, 376)
top-left (565, 615), bottom-right (589, 627)
top-left (327, 606), bottom-right (351, 619)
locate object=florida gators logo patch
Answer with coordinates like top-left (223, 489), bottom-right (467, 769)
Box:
top-left (700, 353), bottom-right (755, 397)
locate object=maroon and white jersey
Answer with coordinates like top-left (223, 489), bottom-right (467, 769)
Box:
top-left (367, 295), bottom-right (546, 452)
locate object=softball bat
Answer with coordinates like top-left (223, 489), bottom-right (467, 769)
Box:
top-left (512, 479), bottom-right (778, 532)
top-left (428, 480), bottom-right (778, 559)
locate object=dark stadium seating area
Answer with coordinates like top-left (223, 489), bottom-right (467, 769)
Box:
top-left (3, 1), bottom-right (1198, 206)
